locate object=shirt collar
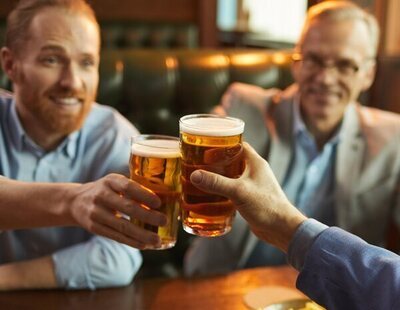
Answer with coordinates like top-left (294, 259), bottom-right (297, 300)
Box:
top-left (8, 99), bottom-right (79, 159)
top-left (8, 99), bottom-right (26, 152)
top-left (293, 97), bottom-right (342, 146)
top-left (292, 95), bottom-right (307, 136)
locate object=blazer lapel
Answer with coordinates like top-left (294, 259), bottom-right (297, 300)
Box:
top-left (335, 103), bottom-right (365, 229)
top-left (266, 97), bottom-right (294, 184)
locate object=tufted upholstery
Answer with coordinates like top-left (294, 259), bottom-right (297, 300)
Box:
top-left (97, 49), bottom-right (294, 136)
top-left (0, 21), bottom-right (198, 50)
top-left (100, 22), bottom-right (198, 49)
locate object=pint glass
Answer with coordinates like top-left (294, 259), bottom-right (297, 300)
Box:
top-left (129, 135), bottom-right (181, 249)
top-left (179, 114), bottom-right (245, 237)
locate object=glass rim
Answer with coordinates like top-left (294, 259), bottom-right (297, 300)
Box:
top-left (131, 134), bottom-right (180, 158)
top-left (131, 134), bottom-right (179, 142)
top-left (179, 114), bottom-right (244, 137)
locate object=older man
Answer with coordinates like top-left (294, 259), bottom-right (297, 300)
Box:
top-left (0, 0), bottom-right (164, 290)
top-left (185, 1), bottom-right (400, 275)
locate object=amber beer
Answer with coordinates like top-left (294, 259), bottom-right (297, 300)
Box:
top-left (129, 135), bottom-right (181, 249)
top-left (179, 114), bottom-right (245, 237)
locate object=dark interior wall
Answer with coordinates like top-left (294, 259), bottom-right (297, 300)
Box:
top-left (0, 0), bottom-right (195, 21)
top-left (88, 0), bottom-right (196, 21)
top-left (0, 0), bottom-right (218, 47)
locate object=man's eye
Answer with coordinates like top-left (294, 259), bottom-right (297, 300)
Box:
top-left (337, 61), bottom-right (359, 74)
top-left (81, 59), bottom-right (95, 68)
top-left (303, 55), bottom-right (323, 67)
top-left (42, 56), bottom-right (60, 65)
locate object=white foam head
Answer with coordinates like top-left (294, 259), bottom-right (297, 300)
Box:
top-left (179, 114), bottom-right (244, 136)
top-left (131, 139), bottom-right (180, 158)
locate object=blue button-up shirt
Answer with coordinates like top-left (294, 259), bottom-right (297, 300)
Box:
top-left (246, 100), bottom-right (340, 267)
top-left (0, 95), bottom-right (141, 289)
top-left (284, 101), bottom-right (339, 225)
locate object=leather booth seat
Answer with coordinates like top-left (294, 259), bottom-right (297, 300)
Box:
top-left (0, 22), bottom-right (198, 50)
top-left (98, 49), bottom-right (294, 136)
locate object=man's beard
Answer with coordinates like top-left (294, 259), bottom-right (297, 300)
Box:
top-left (37, 99), bottom-right (93, 135)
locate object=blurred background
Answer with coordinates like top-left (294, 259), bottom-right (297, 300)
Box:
top-left (0, 0), bottom-right (398, 53)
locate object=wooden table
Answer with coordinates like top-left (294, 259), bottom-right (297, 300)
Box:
top-left (0, 266), bottom-right (301, 310)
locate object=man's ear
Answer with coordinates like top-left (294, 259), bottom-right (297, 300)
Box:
top-left (1, 47), bottom-right (18, 83)
top-left (291, 59), bottom-right (301, 83)
top-left (361, 60), bottom-right (377, 91)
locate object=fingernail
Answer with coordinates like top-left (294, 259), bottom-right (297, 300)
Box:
top-left (191, 171), bottom-right (202, 184)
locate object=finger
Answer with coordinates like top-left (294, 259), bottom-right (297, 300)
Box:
top-left (107, 191), bottom-right (167, 226)
top-left (190, 169), bottom-right (239, 200)
top-left (243, 142), bottom-right (265, 163)
top-left (211, 105), bottom-right (227, 116)
top-left (106, 174), bottom-right (161, 209)
top-left (91, 209), bottom-right (163, 247)
top-left (240, 142), bottom-right (272, 177)
top-left (94, 196), bottom-right (167, 227)
top-left (90, 221), bottom-right (161, 249)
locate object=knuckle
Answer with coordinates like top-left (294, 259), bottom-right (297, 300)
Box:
top-left (102, 174), bottom-right (113, 185)
top-left (120, 179), bottom-right (131, 195)
top-left (203, 173), bottom-right (220, 193)
top-left (86, 222), bottom-right (96, 233)
top-left (116, 219), bottom-right (128, 235)
top-left (91, 192), bottom-right (102, 205)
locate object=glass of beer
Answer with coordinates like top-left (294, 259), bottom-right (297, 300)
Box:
top-left (179, 114), bottom-right (245, 237)
top-left (129, 134), bottom-right (181, 249)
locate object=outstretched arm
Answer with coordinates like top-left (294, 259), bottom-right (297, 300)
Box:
top-left (0, 174), bottom-right (166, 249)
top-left (190, 143), bottom-right (400, 310)
top-left (0, 174), bottom-right (167, 290)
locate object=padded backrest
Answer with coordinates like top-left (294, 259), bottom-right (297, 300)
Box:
top-left (96, 49), bottom-right (294, 136)
top-left (100, 22), bottom-right (198, 49)
top-left (122, 50), bottom-right (179, 134)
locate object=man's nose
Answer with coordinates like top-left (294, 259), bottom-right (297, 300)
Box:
top-left (59, 63), bottom-right (83, 90)
top-left (313, 64), bottom-right (338, 84)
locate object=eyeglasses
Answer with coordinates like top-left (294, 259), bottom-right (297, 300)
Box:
top-left (292, 52), bottom-right (369, 76)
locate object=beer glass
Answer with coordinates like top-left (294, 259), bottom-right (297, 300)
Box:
top-left (129, 134), bottom-right (181, 249)
top-left (179, 114), bottom-right (245, 237)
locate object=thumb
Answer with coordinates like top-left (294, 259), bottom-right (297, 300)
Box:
top-left (190, 170), bottom-right (237, 199)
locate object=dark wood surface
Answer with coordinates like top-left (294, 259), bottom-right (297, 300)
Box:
top-left (0, 266), bottom-right (299, 310)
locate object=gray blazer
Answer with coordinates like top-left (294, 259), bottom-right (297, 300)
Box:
top-left (184, 84), bottom-right (400, 276)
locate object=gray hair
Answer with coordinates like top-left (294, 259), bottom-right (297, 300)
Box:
top-left (299, 1), bottom-right (380, 57)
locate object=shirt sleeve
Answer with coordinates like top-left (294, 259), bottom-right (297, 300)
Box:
top-left (287, 218), bottom-right (328, 270)
top-left (52, 236), bottom-right (142, 290)
top-left (296, 226), bottom-right (400, 310)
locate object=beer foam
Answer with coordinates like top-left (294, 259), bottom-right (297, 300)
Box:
top-left (131, 139), bottom-right (180, 158)
top-left (179, 116), bottom-right (244, 136)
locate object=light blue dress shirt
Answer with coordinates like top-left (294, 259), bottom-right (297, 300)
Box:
top-left (0, 95), bottom-right (142, 289)
top-left (246, 101), bottom-right (340, 267)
